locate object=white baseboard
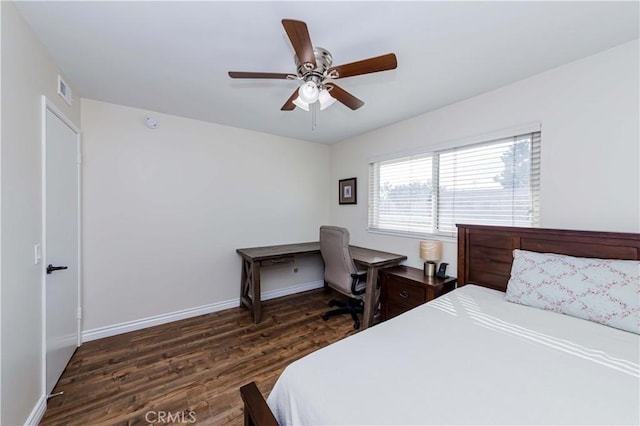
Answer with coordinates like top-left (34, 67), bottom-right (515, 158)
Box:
top-left (24, 394), bottom-right (46, 426)
top-left (261, 280), bottom-right (324, 301)
top-left (81, 280), bottom-right (324, 342)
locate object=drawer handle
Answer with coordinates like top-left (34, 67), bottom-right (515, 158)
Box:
top-left (271, 258), bottom-right (288, 264)
top-left (399, 290), bottom-right (409, 299)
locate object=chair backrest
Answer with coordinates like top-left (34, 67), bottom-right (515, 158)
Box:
top-left (319, 226), bottom-right (358, 296)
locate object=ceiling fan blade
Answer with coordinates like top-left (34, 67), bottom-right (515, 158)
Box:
top-left (282, 19), bottom-right (316, 69)
top-left (325, 83), bottom-right (364, 110)
top-left (328, 53), bottom-right (397, 79)
top-left (228, 71), bottom-right (294, 79)
top-left (281, 88), bottom-right (299, 111)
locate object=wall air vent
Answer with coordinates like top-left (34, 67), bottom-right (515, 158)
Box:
top-left (57, 75), bottom-right (72, 106)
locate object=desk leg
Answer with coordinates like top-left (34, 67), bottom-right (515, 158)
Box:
top-left (252, 263), bottom-right (262, 323)
top-left (362, 265), bottom-right (381, 330)
top-left (240, 259), bottom-right (263, 324)
top-left (240, 259), bottom-right (249, 307)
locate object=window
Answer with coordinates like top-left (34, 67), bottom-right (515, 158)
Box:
top-left (368, 132), bottom-right (540, 237)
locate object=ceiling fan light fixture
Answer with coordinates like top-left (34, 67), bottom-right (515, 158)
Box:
top-left (293, 97), bottom-right (310, 111)
top-left (298, 81), bottom-right (320, 104)
top-left (318, 89), bottom-right (337, 110)
top-left (228, 19), bottom-right (397, 114)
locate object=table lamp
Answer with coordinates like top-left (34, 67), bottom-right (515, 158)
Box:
top-left (419, 240), bottom-right (442, 277)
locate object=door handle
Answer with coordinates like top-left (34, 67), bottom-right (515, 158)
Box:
top-left (47, 264), bottom-right (68, 275)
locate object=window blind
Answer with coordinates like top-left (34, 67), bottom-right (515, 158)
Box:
top-left (368, 131), bottom-right (540, 237)
top-left (437, 132), bottom-right (541, 234)
top-left (368, 153), bottom-right (434, 234)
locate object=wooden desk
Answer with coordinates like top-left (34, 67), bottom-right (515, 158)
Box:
top-left (237, 242), bottom-right (320, 324)
top-left (236, 242), bottom-right (406, 329)
top-left (348, 246), bottom-right (408, 328)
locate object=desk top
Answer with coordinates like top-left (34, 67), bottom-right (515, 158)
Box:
top-left (236, 242), bottom-right (406, 266)
top-left (350, 246), bottom-right (407, 267)
top-left (236, 242), bottom-right (319, 261)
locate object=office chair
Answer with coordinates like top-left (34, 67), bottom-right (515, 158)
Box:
top-left (319, 226), bottom-right (367, 329)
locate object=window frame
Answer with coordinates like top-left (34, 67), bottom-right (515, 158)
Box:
top-left (368, 126), bottom-right (541, 239)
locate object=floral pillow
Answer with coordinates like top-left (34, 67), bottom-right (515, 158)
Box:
top-left (505, 249), bottom-right (639, 334)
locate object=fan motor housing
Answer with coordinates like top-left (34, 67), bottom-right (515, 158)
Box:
top-left (296, 47), bottom-right (332, 81)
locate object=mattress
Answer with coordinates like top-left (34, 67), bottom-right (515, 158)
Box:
top-left (267, 285), bottom-right (640, 425)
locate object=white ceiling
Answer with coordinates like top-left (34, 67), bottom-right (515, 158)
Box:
top-left (14, 1), bottom-right (639, 144)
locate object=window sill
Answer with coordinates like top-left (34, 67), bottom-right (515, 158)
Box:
top-left (366, 228), bottom-right (457, 244)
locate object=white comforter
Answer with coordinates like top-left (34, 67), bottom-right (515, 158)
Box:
top-left (267, 285), bottom-right (640, 425)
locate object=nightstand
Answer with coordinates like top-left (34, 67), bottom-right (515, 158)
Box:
top-left (379, 265), bottom-right (457, 321)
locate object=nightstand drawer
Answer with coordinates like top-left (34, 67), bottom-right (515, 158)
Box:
top-left (385, 279), bottom-right (425, 310)
top-left (380, 265), bottom-right (457, 322)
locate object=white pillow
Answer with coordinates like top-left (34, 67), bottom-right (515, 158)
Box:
top-left (505, 249), bottom-right (640, 334)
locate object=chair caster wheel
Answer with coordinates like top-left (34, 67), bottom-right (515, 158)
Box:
top-left (322, 314), bottom-right (329, 321)
top-left (353, 322), bottom-right (360, 330)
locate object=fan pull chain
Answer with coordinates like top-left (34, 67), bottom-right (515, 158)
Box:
top-left (311, 101), bottom-right (318, 130)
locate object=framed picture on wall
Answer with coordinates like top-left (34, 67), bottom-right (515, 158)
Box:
top-left (339, 177), bottom-right (357, 205)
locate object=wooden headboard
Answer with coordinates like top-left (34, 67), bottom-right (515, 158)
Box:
top-left (457, 224), bottom-right (640, 292)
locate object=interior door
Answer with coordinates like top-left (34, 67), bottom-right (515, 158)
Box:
top-left (44, 101), bottom-right (81, 395)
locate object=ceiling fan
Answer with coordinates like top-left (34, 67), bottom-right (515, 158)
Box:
top-left (228, 19), bottom-right (397, 112)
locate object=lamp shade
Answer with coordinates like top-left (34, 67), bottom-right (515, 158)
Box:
top-left (298, 81), bottom-right (320, 104)
top-left (292, 97), bottom-right (310, 111)
top-left (318, 88), bottom-right (337, 110)
top-left (419, 240), bottom-right (442, 261)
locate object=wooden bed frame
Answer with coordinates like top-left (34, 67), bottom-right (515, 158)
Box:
top-left (457, 224), bottom-right (640, 292)
top-left (241, 224), bottom-right (640, 426)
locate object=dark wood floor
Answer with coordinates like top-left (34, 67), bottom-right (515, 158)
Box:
top-left (41, 288), bottom-right (358, 425)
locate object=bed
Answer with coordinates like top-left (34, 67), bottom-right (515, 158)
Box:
top-left (240, 224), bottom-right (640, 425)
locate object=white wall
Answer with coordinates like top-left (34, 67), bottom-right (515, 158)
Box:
top-left (329, 39), bottom-right (640, 275)
top-left (2, 4), bottom-right (637, 421)
top-left (81, 99), bottom-right (330, 333)
top-left (0, 2), bottom-right (82, 424)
